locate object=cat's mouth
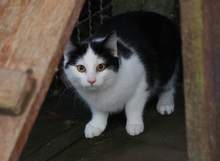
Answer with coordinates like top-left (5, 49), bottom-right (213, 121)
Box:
top-left (84, 84), bottom-right (100, 91)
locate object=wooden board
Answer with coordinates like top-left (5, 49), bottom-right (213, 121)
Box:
top-left (180, 0), bottom-right (220, 161)
top-left (0, 0), bottom-right (85, 161)
top-left (0, 68), bottom-right (35, 115)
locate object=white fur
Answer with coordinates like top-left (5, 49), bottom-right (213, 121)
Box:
top-left (64, 45), bottom-right (149, 138)
top-left (157, 88), bottom-right (175, 115)
top-left (92, 37), bottom-right (105, 42)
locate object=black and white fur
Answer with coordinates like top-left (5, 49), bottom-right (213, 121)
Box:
top-left (63, 11), bottom-right (181, 138)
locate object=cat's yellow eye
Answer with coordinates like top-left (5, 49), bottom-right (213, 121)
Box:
top-left (77, 65), bottom-right (86, 73)
top-left (97, 64), bottom-right (106, 72)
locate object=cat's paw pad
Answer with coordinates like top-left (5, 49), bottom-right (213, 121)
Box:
top-left (84, 123), bottom-right (104, 138)
top-left (157, 104), bottom-right (174, 115)
top-left (126, 123), bottom-right (144, 136)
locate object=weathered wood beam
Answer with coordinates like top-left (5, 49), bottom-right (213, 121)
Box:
top-left (180, 0), bottom-right (220, 160)
top-left (0, 0), bottom-right (85, 161)
top-left (0, 68), bottom-right (35, 115)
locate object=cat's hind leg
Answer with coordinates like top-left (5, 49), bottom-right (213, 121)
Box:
top-left (156, 86), bottom-right (175, 115)
top-left (156, 71), bottom-right (177, 115)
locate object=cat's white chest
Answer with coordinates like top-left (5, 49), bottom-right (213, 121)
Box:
top-left (81, 89), bottom-right (128, 112)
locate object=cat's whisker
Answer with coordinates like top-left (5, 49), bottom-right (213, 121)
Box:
top-left (57, 87), bottom-right (73, 105)
top-left (58, 88), bottom-right (69, 98)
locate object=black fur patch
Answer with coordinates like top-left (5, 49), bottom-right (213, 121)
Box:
top-left (90, 41), bottom-right (120, 72)
top-left (65, 43), bottom-right (88, 69)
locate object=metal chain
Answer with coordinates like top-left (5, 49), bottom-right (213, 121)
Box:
top-left (74, 0), bottom-right (112, 41)
top-left (75, 3), bottom-right (111, 27)
top-left (100, 0), bottom-right (103, 25)
top-left (88, 0), bottom-right (92, 37)
top-left (76, 20), bottom-right (80, 43)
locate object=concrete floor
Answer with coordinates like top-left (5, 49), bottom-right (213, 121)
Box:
top-left (20, 87), bottom-right (187, 161)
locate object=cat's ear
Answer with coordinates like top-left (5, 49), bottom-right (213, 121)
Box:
top-left (63, 41), bottom-right (77, 60)
top-left (103, 31), bottom-right (118, 57)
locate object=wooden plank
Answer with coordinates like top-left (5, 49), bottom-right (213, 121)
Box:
top-left (180, 0), bottom-right (220, 161)
top-left (0, 68), bottom-right (35, 115)
top-left (201, 1), bottom-right (220, 160)
top-left (0, 0), bottom-right (85, 161)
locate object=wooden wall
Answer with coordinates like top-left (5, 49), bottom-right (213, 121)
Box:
top-left (180, 0), bottom-right (220, 161)
top-left (0, 1), bottom-right (85, 161)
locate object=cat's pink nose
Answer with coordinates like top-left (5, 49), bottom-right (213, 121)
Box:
top-left (88, 79), bottom-right (96, 85)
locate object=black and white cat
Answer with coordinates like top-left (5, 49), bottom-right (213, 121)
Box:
top-left (63, 11), bottom-right (181, 138)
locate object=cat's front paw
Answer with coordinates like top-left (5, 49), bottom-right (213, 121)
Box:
top-left (157, 104), bottom-right (174, 115)
top-left (126, 123), bottom-right (144, 136)
top-left (84, 122), bottom-right (104, 138)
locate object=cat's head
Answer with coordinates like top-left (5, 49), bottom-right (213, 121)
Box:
top-left (63, 32), bottom-right (119, 91)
